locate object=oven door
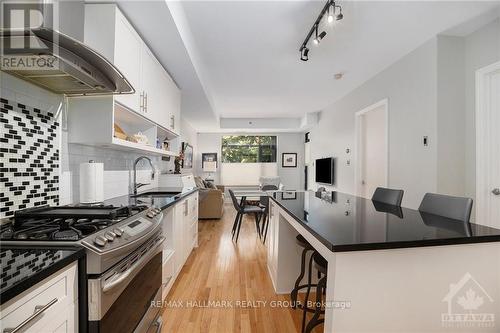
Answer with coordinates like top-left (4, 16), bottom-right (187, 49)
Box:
top-left (88, 234), bottom-right (164, 333)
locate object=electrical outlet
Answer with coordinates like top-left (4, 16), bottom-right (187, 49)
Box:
top-left (423, 136), bottom-right (429, 146)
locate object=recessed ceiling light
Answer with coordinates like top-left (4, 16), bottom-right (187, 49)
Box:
top-left (334, 73), bottom-right (344, 80)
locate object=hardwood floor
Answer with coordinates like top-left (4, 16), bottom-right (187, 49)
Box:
top-left (161, 205), bottom-right (322, 333)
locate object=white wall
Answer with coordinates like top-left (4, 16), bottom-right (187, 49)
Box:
top-left (309, 38), bottom-right (438, 209)
top-left (196, 132), bottom-right (304, 190)
top-left (436, 35), bottom-right (466, 196)
top-left (308, 18), bottom-right (500, 211)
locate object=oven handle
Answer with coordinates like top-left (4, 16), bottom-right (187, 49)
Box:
top-left (102, 236), bottom-right (165, 293)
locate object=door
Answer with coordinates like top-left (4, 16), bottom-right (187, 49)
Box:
top-left (114, 10), bottom-right (142, 113)
top-left (356, 100), bottom-right (388, 199)
top-left (476, 61), bottom-right (500, 228)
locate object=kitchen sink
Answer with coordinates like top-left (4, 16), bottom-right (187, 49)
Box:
top-left (131, 191), bottom-right (181, 198)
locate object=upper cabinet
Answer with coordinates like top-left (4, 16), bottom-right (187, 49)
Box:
top-left (83, 4), bottom-right (180, 136)
top-left (114, 11), bottom-right (143, 113)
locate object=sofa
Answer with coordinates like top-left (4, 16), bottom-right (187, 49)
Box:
top-left (194, 176), bottom-right (225, 219)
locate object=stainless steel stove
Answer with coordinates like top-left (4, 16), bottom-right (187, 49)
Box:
top-left (0, 204), bottom-right (165, 333)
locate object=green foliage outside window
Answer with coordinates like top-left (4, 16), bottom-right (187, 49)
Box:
top-left (222, 136), bottom-right (277, 163)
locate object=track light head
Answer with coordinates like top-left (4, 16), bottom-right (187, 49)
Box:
top-left (300, 47), bottom-right (309, 61)
top-left (327, 4), bottom-right (335, 23)
top-left (336, 7), bottom-right (343, 21)
top-left (313, 25), bottom-right (319, 45)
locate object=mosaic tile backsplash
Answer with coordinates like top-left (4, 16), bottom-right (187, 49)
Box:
top-left (0, 97), bottom-right (59, 219)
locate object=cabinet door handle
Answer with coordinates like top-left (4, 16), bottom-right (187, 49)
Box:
top-left (170, 115), bottom-right (175, 129)
top-left (140, 92), bottom-right (144, 112)
top-left (3, 298), bottom-right (58, 333)
top-left (144, 92), bottom-right (148, 113)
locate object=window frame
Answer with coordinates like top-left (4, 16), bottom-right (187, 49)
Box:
top-left (221, 135), bottom-right (277, 163)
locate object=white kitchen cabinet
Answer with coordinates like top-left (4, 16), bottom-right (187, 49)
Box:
top-left (0, 262), bottom-right (78, 333)
top-left (83, 4), bottom-right (180, 134)
top-left (173, 192), bottom-right (199, 276)
top-left (113, 9), bottom-right (142, 113)
top-left (159, 191), bottom-right (199, 299)
top-left (266, 201), bottom-right (279, 284)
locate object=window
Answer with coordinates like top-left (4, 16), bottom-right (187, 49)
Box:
top-left (222, 136), bottom-right (277, 163)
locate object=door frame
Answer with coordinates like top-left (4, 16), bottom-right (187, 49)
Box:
top-left (354, 98), bottom-right (389, 198)
top-left (475, 61), bottom-right (500, 227)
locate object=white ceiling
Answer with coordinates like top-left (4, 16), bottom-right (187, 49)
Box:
top-left (115, 1), bottom-right (500, 132)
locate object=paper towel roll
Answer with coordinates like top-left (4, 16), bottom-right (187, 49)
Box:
top-left (80, 161), bottom-right (104, 203)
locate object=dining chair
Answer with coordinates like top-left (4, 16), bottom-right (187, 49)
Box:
top-left (418, 193), bottom-right (473, 222)
top-left (372, 187), bottom-right (404, 206)
top-left (229, 189), bottom-right (265, 242)
top-left (259, 185), bottom-right (278, 243)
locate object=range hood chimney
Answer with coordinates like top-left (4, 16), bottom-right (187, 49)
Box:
top-left (0, 0), bottom-right (134, 96)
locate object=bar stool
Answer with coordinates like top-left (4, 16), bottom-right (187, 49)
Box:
top-left (290, 235), bottom-right (318, 333)
top-left (305, 252), bottom-right (327, 333)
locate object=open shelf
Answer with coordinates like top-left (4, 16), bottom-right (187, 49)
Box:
top-left (108, 137), bottom-right (178, 157)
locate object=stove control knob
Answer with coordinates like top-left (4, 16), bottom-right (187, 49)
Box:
top-left (154, 208), bottom-right (161, 214)
top-left (104, 232), bottom-right (116, 242)
top-left (147, 212), bottom-right (155, 218)
top-left (94, 235), bottom-right (108, 247)
top-left (113, 228), bottom-right (124, 237)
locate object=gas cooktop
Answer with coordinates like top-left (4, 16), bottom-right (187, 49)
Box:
top-left (0, 204), bottom-right (148, 241)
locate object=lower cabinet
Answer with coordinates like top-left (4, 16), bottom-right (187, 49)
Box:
top-left (161, 191), bottom-right (199, 299)
top-left (0, 262), bottom-right (78, 333)
top-left (266, 201), bottom-right (279, 285)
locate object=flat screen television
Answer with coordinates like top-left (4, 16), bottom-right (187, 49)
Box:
top-left (315, 157), bottom-right (334, 185)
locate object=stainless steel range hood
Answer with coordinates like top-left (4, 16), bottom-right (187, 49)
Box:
top-left (0, 28), bottom-right (134, 96)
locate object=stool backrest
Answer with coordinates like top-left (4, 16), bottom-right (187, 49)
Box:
top-left (418, 193), bottom-right (473, 222)
top-left (372, 187), bottom-right (404, 206)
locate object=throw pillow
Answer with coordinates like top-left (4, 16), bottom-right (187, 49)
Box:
top-left (194, 176), bottom-right (206, 189)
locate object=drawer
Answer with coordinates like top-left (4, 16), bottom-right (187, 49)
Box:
top-left (162, 254), bottom-right (174, 286)
top-left (190, 222), bottom-right (198, 245)
top-left (0, 262), bottom-right (77, 332)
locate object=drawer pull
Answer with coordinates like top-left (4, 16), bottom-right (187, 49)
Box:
top-left (3, 298), bottom-right (58, 333)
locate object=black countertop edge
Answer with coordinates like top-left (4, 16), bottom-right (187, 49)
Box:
top-left (270, 197), bottom-right (500, 253)
top-left (155, 187), bottom-right (199, 211)
top-left (0, 245), bottom-right (86, 305)
top-left (103, 187), bottom-right (199, 212)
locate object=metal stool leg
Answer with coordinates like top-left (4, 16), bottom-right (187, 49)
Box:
top-left (305, 276), bottom-right (327, 333)
top-left (290, 247), bottom-right (312, 308)
top-left (301, 253), bottom-right (315, 333)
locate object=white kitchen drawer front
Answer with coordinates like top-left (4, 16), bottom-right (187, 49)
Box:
top-left (161, 252), bottom-right (175, 300)
top-left (0, 262), bottom-right (78, 333)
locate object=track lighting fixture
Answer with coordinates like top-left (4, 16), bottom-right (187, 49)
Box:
top-left (298, 0), bottom-right (344, 61)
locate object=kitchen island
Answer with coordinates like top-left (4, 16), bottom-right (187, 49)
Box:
top-left (267, 191), bottom-right (500, 332)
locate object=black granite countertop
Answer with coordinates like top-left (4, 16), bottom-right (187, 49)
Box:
top-left (0, 245), bottom-right (85, 305)
top-left (271, 191), bottom-right (500, 252)
top-left (103, 187), bottom-right (198, 211)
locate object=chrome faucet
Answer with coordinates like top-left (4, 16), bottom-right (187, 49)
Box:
top-left (133, 156), bottom-right (155, 195)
